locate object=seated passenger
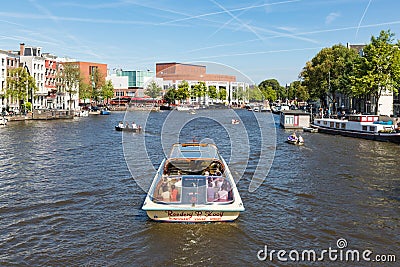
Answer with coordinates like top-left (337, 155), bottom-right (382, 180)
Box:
top-left (217, 184), bottom-right (229, 201)
top-left (207, 181), bottom-right (216, 202)
top-left (161, 185), bottom-right (170, 201)
top-left (170, 184), bottom-right (179, 201)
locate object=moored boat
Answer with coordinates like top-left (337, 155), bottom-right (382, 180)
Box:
top-left (312, 115), bottom-right (400, 144)
top-left (142, 143), bottom-right (245, 222)
top-left (100, 108), bottom-right (110, 115)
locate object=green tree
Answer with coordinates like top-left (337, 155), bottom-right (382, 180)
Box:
top-left (90, 67), bottom-right (105, 104)
top-left (289, 80), bottom-right (309, 101)
top-left (300, 44), bottom-right (358, 107)
top-left (351, 30), bottom-right (400, 114)
top-left (101, 80), bottom-right (115, 104)
top-left (145, 80), bottom-right (162, 106)
top-left (175, 80), bottom-right (190, 103)
top-left (218, 87), bottom-right (227, 101)
top-left (247, 86), bottom-right (264, 101)
top-left (208, 86), bottom-right (217, 101)
top-left (79, 80), bottom-right (92, 103)
top-left (163, 88), bottom-right (176, 104)
top-left (6, 67), bottom-right (37, 113)
top-left (57, 62), bottom-right (81, 111)
top-left (259, 79), bottom-right (284, 101)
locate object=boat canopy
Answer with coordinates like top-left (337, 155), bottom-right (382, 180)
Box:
top-left (169, 143), bottom-right (220, 160)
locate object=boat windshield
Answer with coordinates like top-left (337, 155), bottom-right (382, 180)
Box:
top-left (151, 175), bottom-right (234, 205)
top-left (169, 143), bottom-right (220, 160)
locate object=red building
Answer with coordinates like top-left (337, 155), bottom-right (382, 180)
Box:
top-left (156, 62), bottom-right (235, 82)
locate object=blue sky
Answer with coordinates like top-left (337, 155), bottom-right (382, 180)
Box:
top-left (1, 0), bottom-right (400, 85)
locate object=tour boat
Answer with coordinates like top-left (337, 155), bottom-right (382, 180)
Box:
top-left (142, 143), bottom-right (245, 222)
top-left (312, 115), bottom-right (400, 144)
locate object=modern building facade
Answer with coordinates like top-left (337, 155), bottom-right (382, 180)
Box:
top-left (155, 62), bottom-right (247, 105)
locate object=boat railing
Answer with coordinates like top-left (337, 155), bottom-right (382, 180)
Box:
top-left (150, 175), bottom-right (235, 205)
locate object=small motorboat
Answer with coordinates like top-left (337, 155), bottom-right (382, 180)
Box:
top-left (115, 125), bottom-right (141, 132)
top-left (231, 119), bottom-right (240, 124)
top-left (286, 133), bottom-right (304, 145)
top-left (142, 142), bottom-right (245, 222)
top-left (100, 108), bottom-right (110, 115)
top-left (115, 122), bottom-right (141, 132)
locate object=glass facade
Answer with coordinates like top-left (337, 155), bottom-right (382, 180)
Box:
top-left (118, 70), bottom-right (154, 88)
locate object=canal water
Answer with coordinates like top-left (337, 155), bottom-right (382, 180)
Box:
top-left (0, 110), bottom-right (399, 266)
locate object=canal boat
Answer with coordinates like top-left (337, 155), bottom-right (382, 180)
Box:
top-left (312, 115), bottom-right (400, 144)
top-left (142, 143), bottom-right (245, 222)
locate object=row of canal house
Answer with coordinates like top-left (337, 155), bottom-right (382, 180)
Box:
top-left (0, 43), bottom-right (107, 113)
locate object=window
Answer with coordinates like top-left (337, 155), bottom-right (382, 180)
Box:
top-left (335, 123), bottom-right (340, 128)
top-left (330, 122), bottom-right (334, 127)
top-left (362, 126), bottom-right (367, 131)
top-left (369, 126), bottom-right (376, 132)
top-left (341, 123), bottom-right (346, 129)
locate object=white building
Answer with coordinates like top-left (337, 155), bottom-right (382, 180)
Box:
top-left (377, 89), bottom-right (393, 116)
top-left (0, 51), bottom-right (7, 111)
top-left (18, 43), bottom-right (47, 109)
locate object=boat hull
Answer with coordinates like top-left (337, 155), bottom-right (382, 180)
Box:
top-left (115, 126), bottom-right (141, 132)
top-left (145, 210), bottom-right (240, 222)
top-left (313, 125), bottom-right (400, 144)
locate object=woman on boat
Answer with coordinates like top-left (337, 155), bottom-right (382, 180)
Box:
top-left (170, 184), bottom-right (179, 202)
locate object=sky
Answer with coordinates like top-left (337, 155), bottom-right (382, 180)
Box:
top-left (1, 0), bottom-right (400, 85)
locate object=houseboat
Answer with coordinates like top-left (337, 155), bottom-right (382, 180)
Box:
top-left (312, 115), bottom-right (400, 144)
top-left (280, 110), bottom-right (311, 129)
top-left (142, 143), bottom-right (245, 222)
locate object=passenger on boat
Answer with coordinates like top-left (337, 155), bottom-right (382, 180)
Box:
top-left (118, 121), bottom-right (124, 128)
top-left (161, 185), bottom-right (170, 201)
top-left (170, 184), bottom-right (179, 201)
top-left (125, 122), bottom-right (130, 128)
top-left (298, 135), bottom-right (304, 143)
top-left (217, 184), bottom-right (229, 201)
top-left (132, 121), bottom-right (138, 129)
top-left (207, 181), bottom-right (217, 202)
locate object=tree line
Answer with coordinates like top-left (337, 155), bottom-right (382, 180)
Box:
top-left (257, 29), bottom-right (400, 114)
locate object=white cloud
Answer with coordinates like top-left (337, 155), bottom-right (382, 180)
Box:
top-left (325, 12), bottom-right (340, 24)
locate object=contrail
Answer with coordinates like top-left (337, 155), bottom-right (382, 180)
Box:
top-left (355, 0), bottom-right (373, 39)
top-left (159, 0), bottom-right (301, 25)
top-left (210, 0), bottom-right (264, 41)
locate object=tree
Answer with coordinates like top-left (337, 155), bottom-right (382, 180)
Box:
top-left (90, 67), bottom-right (105, 104)
top-left (145, 80), bottom-right (162, 106)
top-left (57, 62), bottom-right (80, 111)
top-left (175, 80), bottom-right (190, 103)
top-left (208, 85), bottom-right (217, 102)
top-left (6, 67), bottom-right (37, 113)
top-left (247, 86), bottom-right (264, 102)
top-left (289, 80), bottom-right (309, 102)
top-left (259, 79), bottom-right (284, 101)
top-left (163, 88), bottom-right (176, 104)
top-left (79, 80), bottom-right (92, 103)
top-left (300, 44), bottom-right (358, 108)
top-left (218, 87), bottom-right (227, 101)
top-left (101, 80), bottom-right (115, 104)
top-left (351, 30), bottom-right (400, 114)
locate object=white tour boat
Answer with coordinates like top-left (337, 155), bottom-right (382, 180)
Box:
top-left (142, 143), bottom-right (245, 222)
top-left (312, 115), bottom-right (400, 144)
